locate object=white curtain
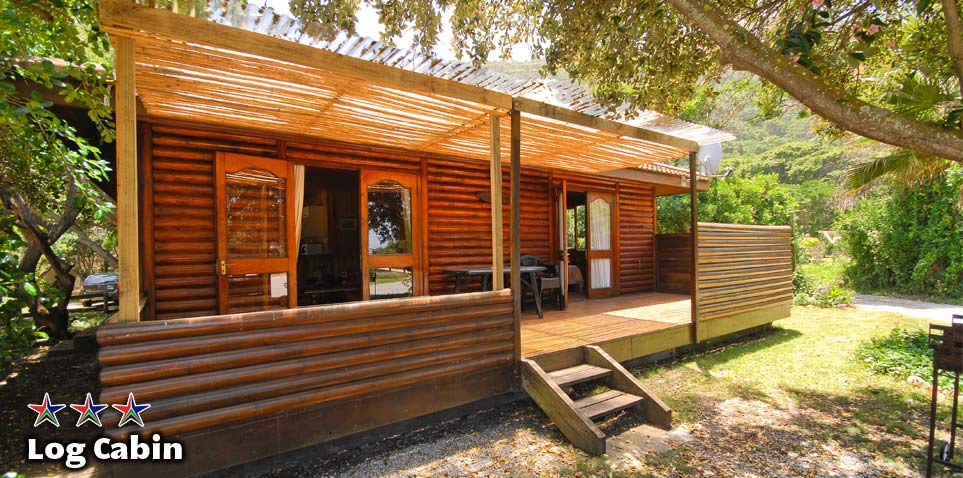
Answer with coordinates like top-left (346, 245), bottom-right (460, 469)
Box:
top-left (591, 258), bottom-right (611, 289)
top-left (589, 198), bottom-right (611, 289)
top-left (293, 164), bottom-right (305, 249)
top-left (589, 198), bottom-right (611, 250)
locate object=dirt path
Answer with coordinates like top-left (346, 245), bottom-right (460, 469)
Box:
top-left (852, 294), bottom-right (963, 322)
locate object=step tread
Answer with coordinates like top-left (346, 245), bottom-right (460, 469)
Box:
top-left (548, 364), bottom-right (612, 388)
top-left (574, 390), bottom-right (644, 420)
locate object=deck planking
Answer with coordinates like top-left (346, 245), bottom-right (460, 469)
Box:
top-left (521, 292), bottom-right (691, 358)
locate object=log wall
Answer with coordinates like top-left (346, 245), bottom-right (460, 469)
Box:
top-left (696, 223), bottom-right (793, 321)
top-left (425, 159), bottom-right (551, 296)
top-left (655, 233), bottom-right (691, 294)
top-left (141, 120), bottom-right (659, 318)
top-left (96, 291), bottom-right (514, 476)
top-left (618, 184), bottom-right (656, 294)
top-left (143, 125), bottom-right (279, 321)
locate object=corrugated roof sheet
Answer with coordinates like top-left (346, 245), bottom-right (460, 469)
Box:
top-left (202, 0), bottom-right (734, 148)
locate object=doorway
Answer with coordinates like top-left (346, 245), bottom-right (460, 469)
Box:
top-left (566, 191), bottom-right (588, 300)
top-left (566, 189), bottom-right (615, 299)
top-left (296, 167), bottom-right (362, 306)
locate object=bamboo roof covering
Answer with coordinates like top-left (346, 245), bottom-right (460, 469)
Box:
top-left (100, 0), bottom-right (735, 173)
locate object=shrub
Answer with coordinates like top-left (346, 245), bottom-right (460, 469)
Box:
top-left (855, 328), bottom-right (947, 388)
top-left (839, 167), bottom-right (963, 299)
top-left (0, 223), bottom-right (45, 376)
top-left (793, 267), bottom-right (853, 307)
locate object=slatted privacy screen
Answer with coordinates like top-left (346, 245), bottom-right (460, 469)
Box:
top-left (696, 223), bottom-right (793, 321)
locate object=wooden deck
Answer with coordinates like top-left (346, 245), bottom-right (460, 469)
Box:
top-left (521, 292), bottom-right (691, 359)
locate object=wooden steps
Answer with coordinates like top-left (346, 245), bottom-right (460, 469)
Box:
top-left (549, 364), bottom-right (612, 388)
top-left (575, 390), bottom-right (644, 420)
top-left (521, 345), bottom-right (672, 455)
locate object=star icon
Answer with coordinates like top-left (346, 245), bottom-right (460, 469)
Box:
top-left (70, 393), bottom-right (108, 428)
top-left (112, 392), bottom-right (150, 428)
top-left (27, 393), bottom-right (67, 428)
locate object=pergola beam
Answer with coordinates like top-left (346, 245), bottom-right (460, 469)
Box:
top-left (99, 0), bottom-right (514, 110)
top-left (99, 0), bottom-right (703, 155)
top-left (513, 97), bottom-right (700, 152)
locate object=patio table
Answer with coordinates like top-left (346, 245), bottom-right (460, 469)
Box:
top-left (442, 265), bottom-right (547, 318)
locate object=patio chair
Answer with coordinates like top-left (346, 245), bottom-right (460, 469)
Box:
top-left (521, 255), bottom-right (565, 312)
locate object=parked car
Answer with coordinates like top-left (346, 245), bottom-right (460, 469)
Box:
top-left (80, 272), bottom-right (118, 307)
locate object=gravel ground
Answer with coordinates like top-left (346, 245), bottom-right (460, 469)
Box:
top-left (256, 402), bottom-right (584, 478)
top-left (0, 344), bottom-right (101, 477)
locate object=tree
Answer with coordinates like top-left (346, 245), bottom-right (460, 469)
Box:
top-left (290, 0), bottom-right (962, 164)
top-left (0, 0), bottom-right (113, 339)
top-left (657, 174), bottom-right (798, 233)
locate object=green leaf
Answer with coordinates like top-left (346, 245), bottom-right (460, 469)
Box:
top-left (23, 282), bottom-right (38, 296)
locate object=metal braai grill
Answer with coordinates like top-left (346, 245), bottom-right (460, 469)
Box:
top-left (926, 315), bottom-right (963, 476)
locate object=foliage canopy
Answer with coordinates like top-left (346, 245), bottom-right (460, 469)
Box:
top-left (290, 0), bottom-right (963, 162)
top-left (0, 0), bottom-right (114, 339)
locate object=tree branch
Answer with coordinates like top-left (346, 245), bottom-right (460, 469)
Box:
top-left (943, 0), bottom-right (963, 103)
top-left (71, 224), bottom-right (118, 269)
top-left (666, 0), bottom-right (963, 162)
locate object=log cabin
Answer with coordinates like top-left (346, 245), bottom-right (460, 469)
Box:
top-left (95, 0), bottom-right (794, 475)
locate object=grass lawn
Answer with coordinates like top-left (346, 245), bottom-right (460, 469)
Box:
top-left (299, 304), bottom-right (946, 478)
top-left (606, 306), bottom-right (940, 477)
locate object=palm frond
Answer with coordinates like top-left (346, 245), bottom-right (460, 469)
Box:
top-left (842, 151), bottom-right (949, 194)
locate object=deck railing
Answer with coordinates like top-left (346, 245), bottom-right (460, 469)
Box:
top-left (95, 289), bottom-right (514, 477)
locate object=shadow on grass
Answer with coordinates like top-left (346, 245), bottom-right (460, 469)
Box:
top-left (636, 367), bottom-right (935, 477)
top-left (634, 325), bottom-right (804, 377)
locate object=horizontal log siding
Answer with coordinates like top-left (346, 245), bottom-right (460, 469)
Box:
top-left (96, 291), bottom-right (514, 438)
top-left (427, 159), bottom-right (551, 295)
top-left (147, 125), bottom-right (279, 320)
top-left (696, 223), bottom-right (793, 321)
top-left (655, 233), bottom-right (691, 294)
top-left (618, 184), bottom-right (656, 294)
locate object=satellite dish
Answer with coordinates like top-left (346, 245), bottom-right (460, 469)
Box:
top-left (697, 142), bottom-right (724, 175)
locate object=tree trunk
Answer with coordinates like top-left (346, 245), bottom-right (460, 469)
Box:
top-left (1, 179), bottom-right (83, 340)
top-left (666, 0), bottom-right (963, 162)
top-left (943, 0), bottom-right (963, 105)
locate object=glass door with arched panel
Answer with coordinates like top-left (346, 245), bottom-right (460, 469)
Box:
top-left (361, 171), bottom-right (422, 300)
top-left (586, 191), bottom-right (615, 298)
top-left (215, 153), bottom-right (296, 314)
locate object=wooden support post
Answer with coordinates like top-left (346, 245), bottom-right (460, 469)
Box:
top-left (688, 151), bottom-right (699, 343)
top-left (115, 36), bottom-right (141, 322)
top-left (510, 108), bottom-right (522, 378)
top-left (490, 114), bottom-right (504, 290)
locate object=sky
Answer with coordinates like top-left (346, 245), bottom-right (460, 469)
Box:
top-left (261, 0), bottom-right (531, 61)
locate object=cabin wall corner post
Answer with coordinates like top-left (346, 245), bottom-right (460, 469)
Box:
top-left (115, 36), bottom-right (141, 322)
top-left (688, 151), bottom-right (699, 342)
top-left (510, 108), bottom-right (522, 380)
top-left (490, 113), bottom-right (504, 290)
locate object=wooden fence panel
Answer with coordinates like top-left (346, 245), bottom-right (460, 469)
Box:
top-left (696, 222), bottom-right (793, 321)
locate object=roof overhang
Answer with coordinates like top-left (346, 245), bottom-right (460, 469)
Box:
top-left (99, 0), bottom-right (734, 174)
